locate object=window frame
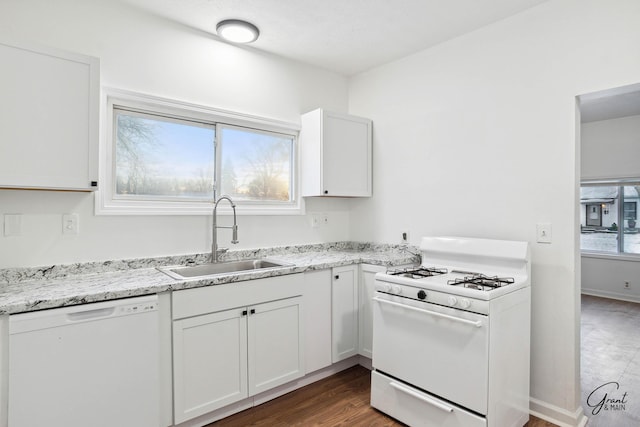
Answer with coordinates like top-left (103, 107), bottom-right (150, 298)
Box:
top-left (215, 123), bottom-right (296, 205)
top-left (581, 179), bottom-right (640, 260)
top-left (96, 88), bottom-right (301, 216)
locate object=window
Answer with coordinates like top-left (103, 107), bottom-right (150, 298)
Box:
top-left (115, 110), bottom-right (215, 200)
top-left (581, 184), bottom-right (640, 255)
top-left (624, 202), bottom-right (637, 220)
top-left (98, 89), bottom-right (299, 215)
top-left (217, 125), bottom-right (293, 203)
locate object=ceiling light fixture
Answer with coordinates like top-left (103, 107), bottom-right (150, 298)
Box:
top-left (216, 19), bottom-right (260, 44)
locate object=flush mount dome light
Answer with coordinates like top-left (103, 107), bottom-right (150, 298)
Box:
top-left (216, 19), bottom-right (260, 43)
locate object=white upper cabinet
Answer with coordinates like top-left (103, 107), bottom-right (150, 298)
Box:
top-left (299, 108), bottom-right (372, 197)
top-left (0, 40), bottom-right (99, 191)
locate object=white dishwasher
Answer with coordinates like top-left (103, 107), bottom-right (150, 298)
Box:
top-left (8, 295), bottom-right (160, 427)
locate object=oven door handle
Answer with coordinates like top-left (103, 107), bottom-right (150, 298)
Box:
top-left (389, 381), bottom-right (454, 413)
top-left (373, 297), bottom-right (483, 328)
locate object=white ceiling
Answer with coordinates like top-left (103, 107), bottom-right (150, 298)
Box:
top-left (117, 0), bottom-right (549, 76)
top-left (116, 0), bottom-right (640, 122)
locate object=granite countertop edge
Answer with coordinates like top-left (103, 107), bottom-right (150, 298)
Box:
top-left (0, 242), bottom-right (419, 315)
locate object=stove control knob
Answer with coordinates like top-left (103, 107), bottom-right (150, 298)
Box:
top-left (383, 283), bottom-right (392, 292)
top-left (417, 290), bottom-right (427, 300)
top-left (393, 285), bottom-right (402, 294)
top-left (447, 296), bottom-right (458, 306)
top-left (459, 298), bottom-right (471, 309)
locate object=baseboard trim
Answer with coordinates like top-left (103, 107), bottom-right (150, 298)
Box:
top-left (530, 397), bottom-right (588, 427)
top-left (581, 289), bottom-right (640, 303)
top-left (175, 357), bottom-right (362, 426)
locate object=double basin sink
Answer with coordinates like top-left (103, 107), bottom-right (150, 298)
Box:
top-left (159, 258), bottom-right (294, 280)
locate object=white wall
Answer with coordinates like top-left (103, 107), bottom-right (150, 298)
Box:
top-left (0, 0), bottom-right (352, 268)
top-left (581, 115), bottom-right (640, 300)
top-left (347, 0), bottom-right (640, 424)
top-left (582, 114), bottom-right (640, 179)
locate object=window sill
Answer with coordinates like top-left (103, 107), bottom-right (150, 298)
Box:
top-left (95, 192), bottom-right (305, 216)
top-left (581, 251), bottom-right (640, 262)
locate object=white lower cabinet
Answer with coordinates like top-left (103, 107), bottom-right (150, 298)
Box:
top-left (171, 275), bottom-right (304, 424)
top-left (331, 265), bottom-right (359, 362)
top-left (359, 264), bottom-right (385, 358)
top-left (248, 298), bottom-right (304, 395)
top-left (303, 269), bottom-right (332, 373)
top-left (172, 308), bottom-right (248, 423)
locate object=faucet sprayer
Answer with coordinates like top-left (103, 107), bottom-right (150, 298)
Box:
top-left (211, 195), bottom-right (239, 262)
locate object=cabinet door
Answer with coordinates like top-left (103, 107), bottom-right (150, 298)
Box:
top-left (173, 308), bottom-right (248, 424)
top-left (332, 265), bottom-right (359, 362)
top-left (359, 264), bottom-right (386, 359)
top-left (322, 111), bottom-right (372, 197)
top-left (0, 40), bottom-right (99, 191)
top-left (300, 108), bottom-right (372, 197)
top-left (248, 297), bottom-right (304, 396)
top-left (303, 269), bottom-right (332, 373)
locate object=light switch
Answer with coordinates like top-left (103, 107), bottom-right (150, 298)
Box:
top-left (309, 213), bottom-right (320, 228)
top-left (4, 214), bottom-right (22, 236)
top-left (537, 223), bottom-right (552, 243)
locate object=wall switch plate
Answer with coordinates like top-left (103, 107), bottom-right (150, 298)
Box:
top-left (536, 223), bottom-right (552, 243)
top-left (63, 213), bottom-right (79, 235)
top-left (401, 231), bottom-right (410, 244)
top-left (309, 213), bottom-right (320, 228)
top-left (4, 214), bottom-right (22, 236)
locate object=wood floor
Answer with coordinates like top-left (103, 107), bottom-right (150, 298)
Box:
top-left (581, 295), bottom-right (640, 426)
top-left (209, 365), bottom-right (557, 426)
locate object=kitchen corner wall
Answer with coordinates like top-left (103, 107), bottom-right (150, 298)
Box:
top-left (347, 0), bottom-right (640, 425)
top-left (0, 0), bottom-right (351, 268)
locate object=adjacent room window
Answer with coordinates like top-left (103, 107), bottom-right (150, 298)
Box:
top-left (98, 90), bottom-right (299, 215)
top-left (580, 184), bottom-right (640, 255)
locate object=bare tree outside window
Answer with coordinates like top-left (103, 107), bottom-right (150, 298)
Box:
top-left (219, 126), bottom-right (293, 202)
top-left (112, 109), bottom-right (294, 206)
top-left (114, 110), bottom-right (215, 199)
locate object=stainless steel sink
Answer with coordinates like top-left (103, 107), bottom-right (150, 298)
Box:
top-left (158, 259), bottom-right (293, 280)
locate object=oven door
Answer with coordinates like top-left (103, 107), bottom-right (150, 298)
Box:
top-left (372, 291), bottom-right (489, 415)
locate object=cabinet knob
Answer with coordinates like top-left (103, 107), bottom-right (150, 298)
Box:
top-left (334, 275), bottom-right (340, 280)
top-left (250, 308), bottom-right (256, 315)
top-left (324, 190), bottom-right (328, 194)
top-left (242, 310), bottom-right (248, 316)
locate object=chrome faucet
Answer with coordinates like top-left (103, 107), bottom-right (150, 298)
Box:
top-left (211, 195), bottom-right (239, 262)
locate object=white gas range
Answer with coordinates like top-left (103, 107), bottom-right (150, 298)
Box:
top-left (371, 236), bottom-right (531, 427)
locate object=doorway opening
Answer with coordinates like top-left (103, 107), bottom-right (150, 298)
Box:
top-left (578, 82), bottom-right (640, 426)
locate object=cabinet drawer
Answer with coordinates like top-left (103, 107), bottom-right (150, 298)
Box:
top-left (371, 371), bottom-right (486, 427)
top-left (172, 273), bottom-right (302, 320)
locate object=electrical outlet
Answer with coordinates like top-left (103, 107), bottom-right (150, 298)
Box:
top-left (536, 223), bottom-right (552, 243)
top-left (321, 213), bottom-right (329, 226)
top-left (401, 231), bottom-right (409, 244)
top-left (62, 213), bottom-right (79, 235)
top-left (624, 281), bottom-right (631, 289)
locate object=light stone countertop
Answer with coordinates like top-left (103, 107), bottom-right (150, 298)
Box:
top-left (0, 242), bottom-right (418, 315)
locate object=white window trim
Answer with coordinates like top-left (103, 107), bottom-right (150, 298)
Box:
top-left (96, 87), bottom-right (303, 216)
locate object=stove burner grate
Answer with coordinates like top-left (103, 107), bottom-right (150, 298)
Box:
top-left (447, 274), bottom-right (515, 291)
top-left (387, 266), bottom-right (448, 279)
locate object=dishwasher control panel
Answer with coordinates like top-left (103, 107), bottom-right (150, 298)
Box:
top-left (119, 301), bottom-right (157, 315)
